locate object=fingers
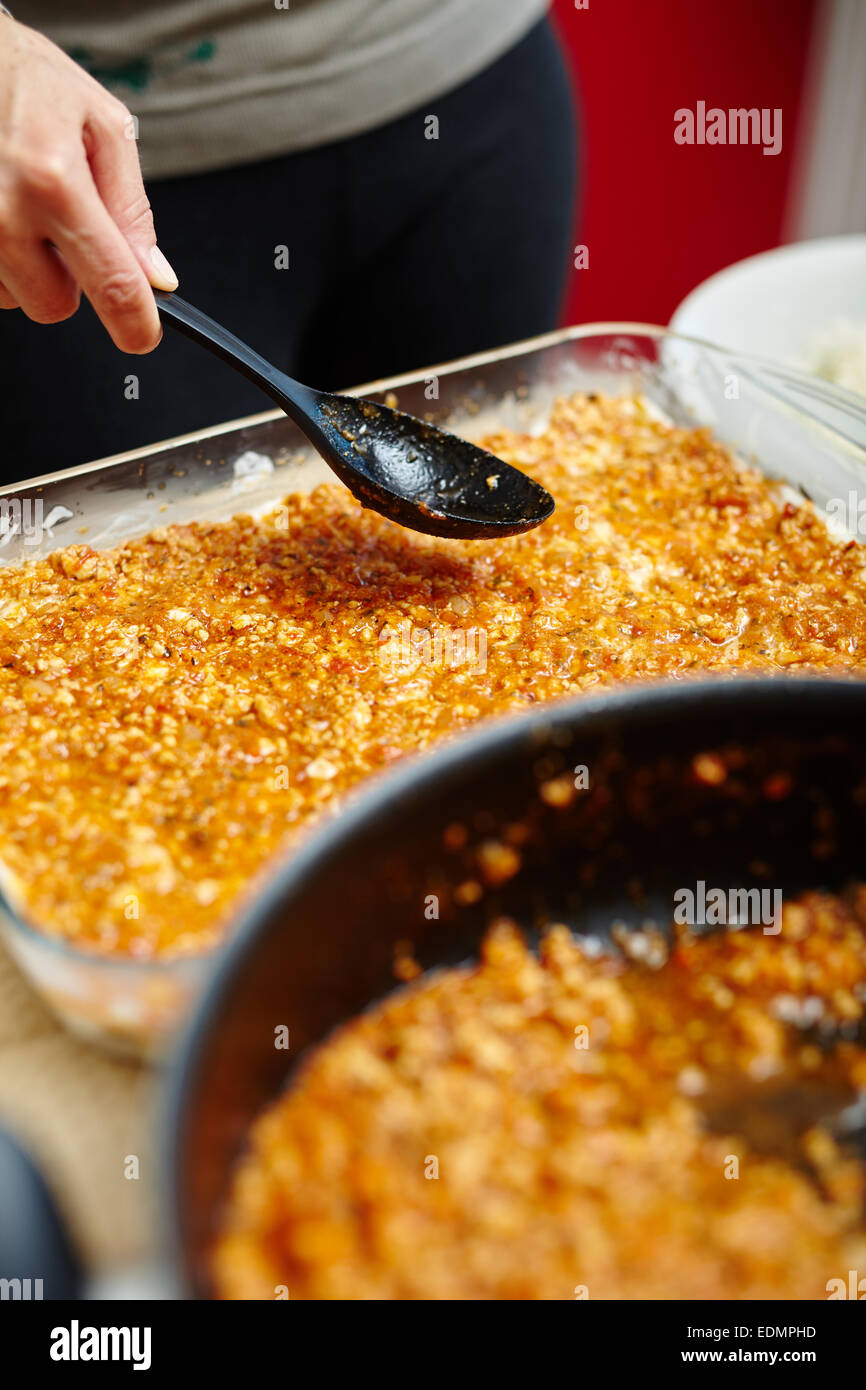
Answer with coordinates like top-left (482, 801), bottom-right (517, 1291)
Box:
top-left (84, 100), bottom-right (178, 292)
top-left (0, 25), bottom-right (176, 350)
top-left (53, 196), bottom-right (163, 353)
top-left (0, 147), bottom-right (156, 348)
top-left (26, 147), bottom-right (164, 353)
top-left (0, 237), bottom-right (79, 322)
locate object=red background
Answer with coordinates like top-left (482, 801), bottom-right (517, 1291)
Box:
top-left (551, 0), bottom-right (818, 326)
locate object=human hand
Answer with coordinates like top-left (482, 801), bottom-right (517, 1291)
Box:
top-left (0, 15), bottom-right (177, 353)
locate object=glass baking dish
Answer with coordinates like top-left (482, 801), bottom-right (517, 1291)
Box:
top-left (2, 322), bottom-right (866, 1059)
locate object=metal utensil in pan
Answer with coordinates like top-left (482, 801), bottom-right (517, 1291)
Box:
top-left (3, 676), bottom-right (866, 1298)
top-left (167, 675), bottom-right (866, 1297)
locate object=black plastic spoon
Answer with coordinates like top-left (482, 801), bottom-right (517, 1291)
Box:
top-left (155, 292), bottom-right (554, 540)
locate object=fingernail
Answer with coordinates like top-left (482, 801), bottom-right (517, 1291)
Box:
top-left (150, 245), bottom-right (179, 291)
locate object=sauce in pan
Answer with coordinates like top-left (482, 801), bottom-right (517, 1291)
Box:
top-left (213, 892), bottom-right (866, 1300)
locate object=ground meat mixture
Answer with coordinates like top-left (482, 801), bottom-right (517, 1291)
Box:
top-left (0, 395), bottom-right (864, 956)
top-left (212, 892), bottom-right (866, 1300)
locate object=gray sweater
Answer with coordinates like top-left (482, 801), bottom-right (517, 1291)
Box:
top-left (12, 0), bottom-right (548, 178)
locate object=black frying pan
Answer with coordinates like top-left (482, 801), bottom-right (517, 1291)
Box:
top-left (166, 675), bottom-right (866, 1298)
top-left (3, 676), bottom-right (866, 1298)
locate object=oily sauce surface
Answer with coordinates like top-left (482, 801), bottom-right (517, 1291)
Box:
top-left (1, 395), bottom-right (864, 955)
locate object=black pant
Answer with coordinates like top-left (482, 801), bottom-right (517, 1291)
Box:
top-left (0, 18), bottom-right (576, 480)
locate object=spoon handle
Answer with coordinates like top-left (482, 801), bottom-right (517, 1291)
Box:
top-left (154, 291), bottom-right (319, 418)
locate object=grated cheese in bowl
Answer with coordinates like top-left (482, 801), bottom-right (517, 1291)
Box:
top-left (805, 318), bottom-right (866, 396)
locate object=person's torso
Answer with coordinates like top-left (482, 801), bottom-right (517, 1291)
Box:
top-left (12, 0), bottom-right (549, 177)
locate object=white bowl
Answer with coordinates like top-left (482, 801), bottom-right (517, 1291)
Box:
top-left (670, 235), bottom-right (866, 384)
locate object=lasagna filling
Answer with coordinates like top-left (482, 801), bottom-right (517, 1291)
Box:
top-left (0, 394), bottom-right (864, 956)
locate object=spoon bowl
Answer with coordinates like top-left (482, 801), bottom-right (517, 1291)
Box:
top-left (155, 293), bottom-right (554, 539)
